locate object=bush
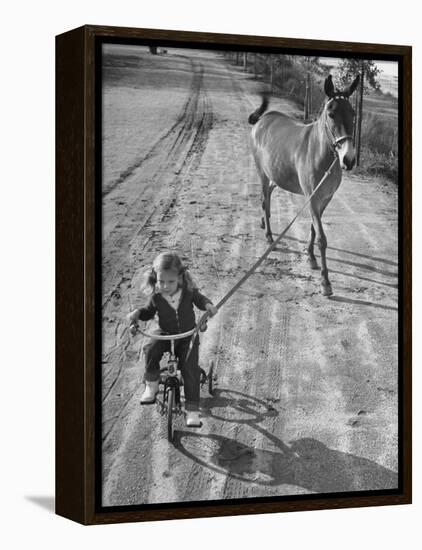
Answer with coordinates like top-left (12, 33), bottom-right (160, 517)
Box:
top-left (362, 112), bottom-right (398, 156)
top-left (357, 149), bottom-right (398, 183)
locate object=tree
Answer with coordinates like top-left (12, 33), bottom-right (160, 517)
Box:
top-left (336, 60), bottom-right (381, 166)
top-left (336, 59), bottom-right (381, 92)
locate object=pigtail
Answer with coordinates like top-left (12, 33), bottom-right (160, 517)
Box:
top-left (140, 267), bottom-right (157, 295)
top-left (180, 265), bottom-right (198, 292)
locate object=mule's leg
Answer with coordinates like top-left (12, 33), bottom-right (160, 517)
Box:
top-left (309, 207), bottom-right (332, 296)
top-left (260, 176), bottom-right (274, 243)
top-left (307, 224), bottom-right (318, 270)
top-left (266, 182), bottom-right (276, 242)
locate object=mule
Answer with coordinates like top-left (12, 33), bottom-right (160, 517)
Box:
top-left (249, 74), bottom-right (360, 296)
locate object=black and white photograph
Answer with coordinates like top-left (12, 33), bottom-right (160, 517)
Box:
top-left (100, 42), bottom-right (401, 508)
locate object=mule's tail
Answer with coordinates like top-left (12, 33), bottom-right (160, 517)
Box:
top-left (248, 92), bottom-right (269, 125)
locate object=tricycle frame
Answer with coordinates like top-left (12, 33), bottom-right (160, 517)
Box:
top-left (135, 325), bottom-right (214, 442)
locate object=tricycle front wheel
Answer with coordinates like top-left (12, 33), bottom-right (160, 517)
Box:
top-left (167, 387), bottom-right (175, 443)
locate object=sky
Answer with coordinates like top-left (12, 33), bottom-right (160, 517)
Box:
top-left (375, 60), bottom-right (398, 77)
top-left (320, 57), bottom-right (397, 76)
top-left (319, 57), bottom-right (398, 95)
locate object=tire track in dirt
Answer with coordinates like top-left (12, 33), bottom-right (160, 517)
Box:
top-left (158, 59), bottom-right (307, 503)
top-left (102, 61), bottom-right (212, 304)
top-left (175, 68), bottom-right (266, 502)
top-left (197, 156), bottom-right (304, 499)
top-left (183, 79), bottom-right (398, 498)
top-left (102, 61), bottom-right (207, 198)
top-left (102, 58), bottom-right (215, 504)
top-left (271, 180), bottom-right (399, 481)
top-left (206, 65), bottom-right (292, 500)
top-left (102, 64), bottom-right (214, 431)
top-left (175, 63), bottom-right (298, 503)
top-left (180, 249), bottom-right (257, 501)
top-left (103, 56), bottom-right (265, 505)
top-left (223, 68), bottom-right (290, 498)
top-left (102, 59), bottom-right (212, 357)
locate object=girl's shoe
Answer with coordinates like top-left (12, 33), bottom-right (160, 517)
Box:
top-left (140, 381), bottom-right (159, 404)
top-left (186, 410), bottom-right (202, 427)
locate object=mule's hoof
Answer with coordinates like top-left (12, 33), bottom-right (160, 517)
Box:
top-left (308, 257), bottom-right (319, 270)
top-left (260, 217), bottom-right (265, 230)
top-left (321, 283), bottom-right (333, 297)
top-left (266, 234), bottom-right (274, 244)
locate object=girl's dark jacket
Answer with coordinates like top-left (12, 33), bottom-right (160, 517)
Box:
top-left (137, 286), bottom-right (212, 334)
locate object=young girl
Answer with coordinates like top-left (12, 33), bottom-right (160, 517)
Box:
top-left (128, 252), bottom-right (218, 427)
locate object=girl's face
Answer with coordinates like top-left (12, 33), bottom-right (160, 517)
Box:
top-left (156, 269), bottom-right (180, 296)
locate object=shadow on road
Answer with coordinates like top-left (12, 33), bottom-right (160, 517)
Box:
top-left (328, 268), bottom-right (398, 289)
top-left (272, 243), bottom-right (398, 279)
top-left (200, 388), bottom-right (279, 424)
top-left (175, 388), bottom-right (398, 493)
top-left (328, 295), bottom-right (398, 312)
top-left (175, 430), bottom-right (398, 493)
top-left (282, 235), bottom-right (398, 267)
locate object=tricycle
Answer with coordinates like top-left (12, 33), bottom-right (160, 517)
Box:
top-left (130, 322), bottom-right (214, 443)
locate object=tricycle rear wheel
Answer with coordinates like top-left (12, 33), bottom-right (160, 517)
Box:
top-left (208, 360), bottom-right (215, 395)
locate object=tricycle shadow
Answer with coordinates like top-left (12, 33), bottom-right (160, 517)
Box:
top-left (174, 389), bottom-right (398, 493)
top-left (201, 388), bottom-right (279, 424)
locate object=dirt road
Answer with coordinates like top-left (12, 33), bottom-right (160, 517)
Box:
top-left (101, 45), bottom-right (398, 506)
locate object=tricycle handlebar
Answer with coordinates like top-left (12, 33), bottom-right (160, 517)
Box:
top-left (129, 311), bottom-right (210, 340)
top-left (134, 326), bottom-right (197, 340)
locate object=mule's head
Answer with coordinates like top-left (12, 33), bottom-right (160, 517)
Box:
top-left (323, 74), bottom-right (360, 170)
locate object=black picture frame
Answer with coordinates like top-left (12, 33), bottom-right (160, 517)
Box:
top-left (56, 24), bottom-right (411, 525)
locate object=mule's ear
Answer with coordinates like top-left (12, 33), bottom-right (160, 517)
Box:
top-left (324, 75), bottom-right (335, 98)
top-left (344, 75), bottom-right (360, 97)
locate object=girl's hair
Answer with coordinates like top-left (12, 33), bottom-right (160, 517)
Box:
top-left (141, 252), bottom-right (197, 295)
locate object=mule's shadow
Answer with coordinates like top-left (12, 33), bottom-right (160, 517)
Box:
top-left (328, 268), bottom-right (398, 290)
top-left (266, 245), bottom-right (398, 310)
top-left (282, 235), bottom-right (398, 268)
top-left (328, 295), bottom-right (397, 312)
top-left (266, 235), bottom-right (399, 310)
top-left (175, 389), bottom-right (398, 494)
top-left (272, 241), bottom-right (398, 280)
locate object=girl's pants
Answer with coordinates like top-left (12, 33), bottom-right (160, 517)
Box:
top-left (143, 336), bottom-right (200, 411)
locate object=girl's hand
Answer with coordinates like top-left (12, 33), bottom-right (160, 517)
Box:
top-left (205, 303), bottom-right (218, 317)
top-left (129, 323), bottom-right (139, 336)
top-left (127, 309), bottom-right (140, 324)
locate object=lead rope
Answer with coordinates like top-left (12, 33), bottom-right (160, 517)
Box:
top-left (185, 153), bottom-right (339, 364)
